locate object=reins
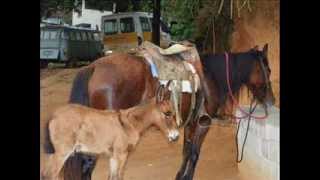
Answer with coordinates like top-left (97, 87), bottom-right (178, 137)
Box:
top-left (224, 52), bottom-right (269, 163)
top-left (224, 52), bottom-right (268, 120)
top-left (235, 98), bottom-right (257, 163)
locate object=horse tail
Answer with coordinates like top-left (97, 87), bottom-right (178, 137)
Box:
top-left (69, 66), bottom-right (94, 106)
top-left (43, 120), bottom-right (55, 154)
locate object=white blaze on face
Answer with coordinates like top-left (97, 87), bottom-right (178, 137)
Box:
top-left (168, 129), bottom-right (179, 142)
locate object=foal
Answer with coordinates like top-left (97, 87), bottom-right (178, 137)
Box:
top-left (41, 83), bottom-right (179, 180)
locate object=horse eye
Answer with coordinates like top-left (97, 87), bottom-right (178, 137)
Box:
top-left (164, 111), bottom-right (172, 116)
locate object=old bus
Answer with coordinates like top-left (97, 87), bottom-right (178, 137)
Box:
top-left (101, 12), bottom-right (172, 53)
top-left (40, 24), bottom-right (103, 68)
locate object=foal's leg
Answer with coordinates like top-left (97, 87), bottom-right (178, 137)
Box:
top-left (175, 115), bottom-right (211, 180)
top-left (116, 151), bottom-right (129, 180)
top-left (43, 151), bottom-right (71, 180)
top-left (108, 156), bottom-right (119, 180)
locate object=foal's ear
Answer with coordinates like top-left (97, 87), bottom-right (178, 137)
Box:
top-left (156, 85), bottom-right (165, 104)
top-left (161, 80), bottom-right (172, 101)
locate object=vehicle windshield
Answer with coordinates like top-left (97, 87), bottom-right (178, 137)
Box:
top-left (61, 31), bottom-right (69, 40)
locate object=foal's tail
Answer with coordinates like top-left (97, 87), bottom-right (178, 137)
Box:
top-left (69, 66), bottom-right (94, 106)
top-left (43, 120), bottom-right (55, 154)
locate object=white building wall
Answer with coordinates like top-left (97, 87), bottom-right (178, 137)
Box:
top-left (72, 0), bottom-right (112, 30)
top-left (236, 106), bottom-right (280, 180)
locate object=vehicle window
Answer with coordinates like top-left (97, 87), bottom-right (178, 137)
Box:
top-left (76, 32), bottom-right (82, 41)
top-left (81, 32), bottom-right (87, 41)
top-left (43, 31), bottom-right (50, 40)
top-left (139, 17), bottom-right (151, 32)
top-left (91, 33), bottom-right (95, 41)
top-left (93, 33), bottom-right (100, 41)
top-left (41, 30), bottom-right (43, 39)
top-left (120, 17), bottom-right (135, 33)
top-left (104, 19), bottom-right (118, 35)
top-left (86, 32), bottom-right (92, 41)
top-left (61, 31), bottom-right (69, 40)
top-left (49, 31), bottom-right (58, 40)
top-left (148, 18), bottom-right (170, 33)
top-left (70, 31), bottom-right (76, 40)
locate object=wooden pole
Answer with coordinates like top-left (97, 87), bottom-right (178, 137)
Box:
top-left (152, 0), bottom-right (161, 46)
top-left (212, 17), bottom-right (216, 54)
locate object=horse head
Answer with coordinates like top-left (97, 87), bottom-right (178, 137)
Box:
top-left (155, 80), bottom-right (179, 142)
top-left (247, 44), bottom-right (276, 108)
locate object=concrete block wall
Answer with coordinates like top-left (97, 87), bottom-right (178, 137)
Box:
top-left (236, 106), bottom-right (279, 180)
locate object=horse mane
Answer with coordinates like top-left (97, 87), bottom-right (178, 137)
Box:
top-left (200, 49), bottom-right (262, 108)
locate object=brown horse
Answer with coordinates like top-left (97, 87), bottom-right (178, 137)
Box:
top-left (65, 49), bottom-right (203, 180)
top-left (66, 43), bottom-right (275, 180)
top-left (41, 82), bottom-right (179, 180)
top-left (64, 53), bottom-right (161, 180)
top-left (174, 44), bottom-right (275, 180)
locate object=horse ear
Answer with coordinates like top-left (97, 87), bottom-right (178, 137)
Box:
top-left (253, 45), bottom-right (259, 51)
top-left (263, 44), bottom-right (268, 56)
top-left (156, 85), bottom-right (165, 104)
top-left (162, 80), bottom-right (172, 101)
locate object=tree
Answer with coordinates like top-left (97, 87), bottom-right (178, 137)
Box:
top-left (162, 0), bottom-right (255, 53)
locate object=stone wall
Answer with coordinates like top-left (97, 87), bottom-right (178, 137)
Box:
top-left (236, 106), bottom-right (279, 180)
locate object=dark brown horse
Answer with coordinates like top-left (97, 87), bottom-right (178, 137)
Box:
top-left (175, 44), bottom-right (275, 180)
top-left (64, 44), bottom-right (275, 180)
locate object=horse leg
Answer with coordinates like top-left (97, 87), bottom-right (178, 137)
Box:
top-left (175, 123), bottom-right (193, 179)
top-left (62, 153), bottom-right (96, 180)
top-left (175, 115), bottom-right (211, 180)
top-left (81, 154), bottom-right (97, 180)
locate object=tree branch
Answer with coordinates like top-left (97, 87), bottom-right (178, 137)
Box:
top-left (236, 0), bottom-right (240, 18)
top-left (240, 0), bottom-right (248, 10)
top-left (247, 0), bottom-right (252, 12)
top-left (230, 0), bottom-right (234, 19)
top-left (218, 0), bottom-right (225, 15)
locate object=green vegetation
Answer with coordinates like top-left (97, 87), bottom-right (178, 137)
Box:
top-left (162, 0), bottom-right (255, 53)
top-left (41, 0), bottom-right (256, 52)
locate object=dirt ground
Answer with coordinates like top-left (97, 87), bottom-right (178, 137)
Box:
top-left (40, 68), bottom-right (262, 180)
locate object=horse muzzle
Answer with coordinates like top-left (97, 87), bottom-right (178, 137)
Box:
top-left (168, 130), bottom-right (179, 142)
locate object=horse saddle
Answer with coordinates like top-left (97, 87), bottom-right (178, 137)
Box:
top-left (137, 41), bottom-right (199, 83)
top-left (136, 41), bottom-right (202, 127)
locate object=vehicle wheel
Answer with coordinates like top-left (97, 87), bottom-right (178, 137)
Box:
top-left (96, 53), bottom-right (102, 59)
top-left (40, 61), bottom-right (48, 69)
top-left (65, 58), bottom-right (77, 68)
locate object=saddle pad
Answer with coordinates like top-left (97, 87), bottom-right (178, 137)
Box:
top-left (160, 80), bottom-right (194, 93)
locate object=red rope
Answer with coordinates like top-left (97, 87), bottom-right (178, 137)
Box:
top-left (224, 52), bottom-right (268, 120)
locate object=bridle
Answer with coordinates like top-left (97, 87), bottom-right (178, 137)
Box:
top-left (224, 52), bottom-right (269, 120)
top-left (224, 51), bottom-right (271, 163)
